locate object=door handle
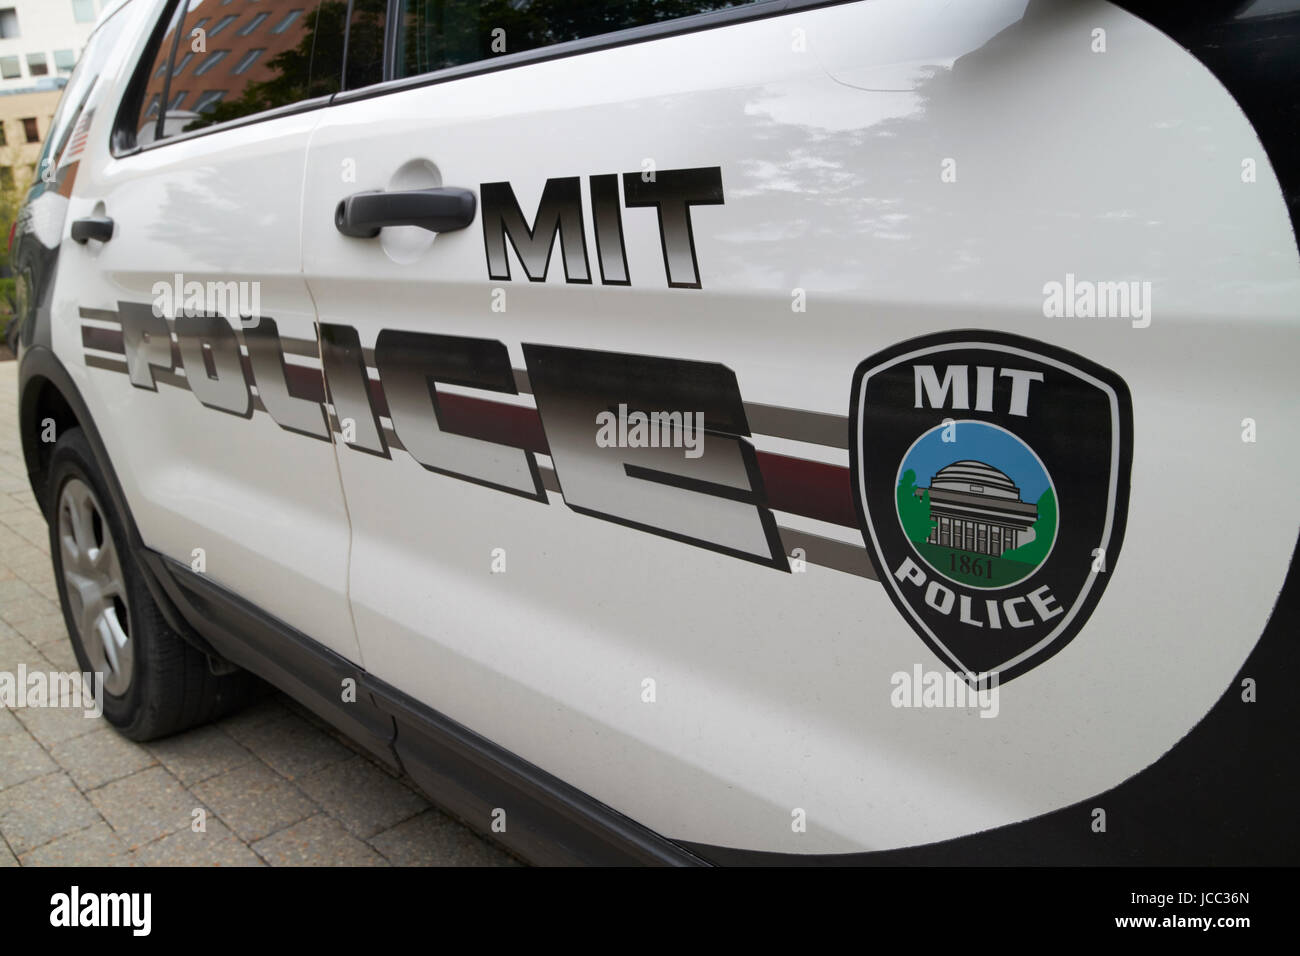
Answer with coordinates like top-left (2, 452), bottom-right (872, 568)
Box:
top-left (334, 187), bottom-right (477, 238)
top-left (71, 217), bottom-right (114, 244)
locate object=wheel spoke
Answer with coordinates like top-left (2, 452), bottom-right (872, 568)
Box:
top-left (102, 605), bottom-right (132, 679)
top-left (66, 487), bottom-right (94, 552)
top-left (65, 568), bottom-right (103, 636)
top-left (60, 526), bottom-right (83, 574)
top-left (56, 477), bottom-right (132, 697)
top-left (96, 531), bottom-right (124, 599)
top-left (96, 613), bottom-right (121, 675)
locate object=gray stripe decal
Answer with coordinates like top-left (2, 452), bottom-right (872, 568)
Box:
top-left (777, 527), bottom-right (875, 580)
top-left (79, 307), bottom-right (122, 323)
top-left (81, 322), bottom-right (850, 452)
top-left (83, 353), bottom-right (128, 374)
top-left (745, 402), bottom-right (849, 450)
top-left (94, 353), bottom-right (873, 580)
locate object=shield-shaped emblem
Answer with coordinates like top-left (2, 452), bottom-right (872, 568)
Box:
top-left (849, 331), bottom-right (1133, 685)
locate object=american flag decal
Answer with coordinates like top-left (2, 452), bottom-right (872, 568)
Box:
top-left (61, 107), bottom-right (95, 167)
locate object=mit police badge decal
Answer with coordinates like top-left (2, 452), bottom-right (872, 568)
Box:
top-left (849, 332), bottom-right (1133, 686)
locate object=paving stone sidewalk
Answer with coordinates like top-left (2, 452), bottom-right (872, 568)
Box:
top-left (0, 359), bottom-right (518, 866)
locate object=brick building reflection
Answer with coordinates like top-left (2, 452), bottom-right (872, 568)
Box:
top-left (137, 0), bottom-right (337, 142)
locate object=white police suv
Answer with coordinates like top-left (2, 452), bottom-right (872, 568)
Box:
top-left (9, 0), bottom-right (1299, 864)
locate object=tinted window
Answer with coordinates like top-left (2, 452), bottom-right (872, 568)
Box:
top-left (344, 0), bottom-right (387, 90)
top-left (131, 0), bottom-right (346, 145)
top-left (395, 0), bottom-right (760, 78)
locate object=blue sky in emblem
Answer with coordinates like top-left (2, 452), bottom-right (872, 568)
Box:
top-left (898, 421), bottom-right (1051, 503)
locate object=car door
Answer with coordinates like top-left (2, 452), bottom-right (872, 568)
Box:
top-left (67, 0), bottom-right (362, 662)
top-left (300, 0), bottom-right (1300, 857)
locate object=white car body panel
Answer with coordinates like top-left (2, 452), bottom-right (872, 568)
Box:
top-left (295, 0), bottom-right (1299, 852)
top-left (29, 0), bottom-right (1296, 857)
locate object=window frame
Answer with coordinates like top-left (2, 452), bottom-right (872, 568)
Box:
top-left (112, 0), bottom-right (850, 159)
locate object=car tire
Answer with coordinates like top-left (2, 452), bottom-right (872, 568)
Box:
top-left (46, 427), bottom-right (260, 740)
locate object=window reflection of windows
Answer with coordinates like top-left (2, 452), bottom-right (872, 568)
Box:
top-left (272, 10), bottom-right (303, 35)
top-left (232, 48), bottom-right (264, 75)
top-left (208, 14), bottom-right (238, 36)
top-left (237, 12), bottom-right (269, 36)
top-left (193, 50), bottom-right (228, 76)
top-left (193, 90), bottom-right (225, 113)
top-left (138, 0), bottom-right (350, 141)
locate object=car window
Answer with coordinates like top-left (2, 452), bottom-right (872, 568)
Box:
top-left (344, 0), bottom-right (387, 90)
top-left (36, 3), bottom-right (132, 187)
top-left (394, 0), bottom-right (763, 79)
top-left (130, 0), bottom-right (347, 146)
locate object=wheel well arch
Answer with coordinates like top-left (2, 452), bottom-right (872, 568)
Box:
top-left (20, 373), bottom-right (84, 517)
top-left (17, 346), bottom-right (231, 664)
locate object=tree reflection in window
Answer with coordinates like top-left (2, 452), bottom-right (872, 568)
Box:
top-left (398, 0), bottom-right (758, 78)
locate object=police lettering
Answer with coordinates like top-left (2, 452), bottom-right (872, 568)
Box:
top-left (892, 556), bottom-right (1065, 629)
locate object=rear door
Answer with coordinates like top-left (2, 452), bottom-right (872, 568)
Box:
top-left (68, 0), bottom-right (361, 661)
top-left (299, 0), bottom-right (1300, 857)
